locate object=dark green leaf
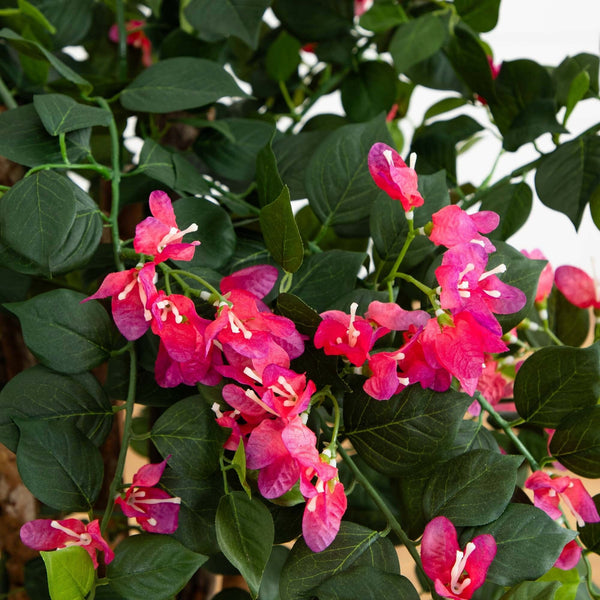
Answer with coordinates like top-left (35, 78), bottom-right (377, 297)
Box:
top-left (0, 104), bottom-right (90, 167)
top-left (551, 288), bottom-right (591, 347)
top-left (535, 135), bottom-right (600, 229)
top-left (394, 474), bottom-right (430, 540)
top-left (212, 590), bottom-right (252, 600)
top-left (260, 185), bottom-right (304, 272)
top-left (196, 118), bottom-right (275, 182)
top-left (423, 96), bottom-right (469, 121)
top-left (288, 250), bottom-right (366, 312)
top-left (16, 419), bottom-right (103, 511)
top-left (389, 14), bottom-right (447, 73)
top-left (423, 450), bottom-right (523, 526)
top-left (499, 581), bottom-right (561, 600)
top-left (553, 54), bottom-right (600, 107)
top-left (216, 491), bottom-right (274, 598)
top-left (256, 136), bottom-right (284, 208)
top-left (151, 395), bottom-right (226, 479)
top-left (266, 31), bottom-right (301, 81)
top-left (480, 182), bottom-right (533, 240)
top-left (279, 522), bottom-right (399, 600)
top-left (564, 70), bottom-right (590, 125)
top-left (341, 61), bottom-right (398, 123)
top-left (455, 0), bottom-right (501, 32)
top-left (466, 504), bottom-right (577, 586)
top-left (172, 196), bottom-right (236, 270)
top-left (0, 365), bottom-right (112, 453)
top-left (344, 385), bottom-right (473, 476)
top-left (359, 3), bottom-right (407, 33)
top-left (306, 114), bottom-right (392, 228)
top-left (5, 290), bottom-right (115, 373)
top-left (259, 545), bottom-right (290, 600)
top-left (579, 495), bottom-right (600, 553)
top-left (514, 343), bottom-right (600, 427)
top-left (276, 293), bottom-right (321, 337)
top-left (41, 546), bottom-right (94, 600)
top-left (120, 57), bottom-right (248, 113)
top-left (33, 94), bottom-right (111, 135)
top-left (550, 406), bottom-right (600, 477)
top-left (137, 139), bottom-right (176, 188)
top-left (449, 420), bottom-right (500, 457)
top-left (107, 535), bottom-right (207, 600)
top-left (184, 0), bottom-right (270, 48)
top-left (29, 0), bottom-right (94, 47)
top-left (172, 153), bottom-right (212, 196)
top-left (406, 49), bottom-right (470, 96)
top-left (0, 171), bottom-right (102, 276)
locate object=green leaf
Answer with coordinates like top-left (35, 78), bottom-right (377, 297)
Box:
top-left (172, 196), bottom-right (236, 270)
top-left (5, 290), bottom-right (115, 373)
top-left (389, 14), bottom-right (447, 73)
top-left (137, 139), bottom-right (176, 188)
top-left (120, 57), bottom-right (248, 113)
top-left (256, 136), bottom-right (284, 208)
top-left (0, 171), bottom-right (102, 276)
top-left (423, 96), bottom-right (469, 121)
top-left (535, 135), bottom-right (600, 229)
top-left (480, 182), bottom-right (533, 240)
top-left (341, 61), bottom-right (398, 123)
top-left (107, 535), bottom-right (207, 600)
top-left (216, 491), bottom-right (274, 598)
top-left (305, 114), bottom-right (392, 228)
top-left (266, 31), bottom-right (301, 81)
top-left (276, 293), bottom-right (322, 337)
top-left (279, 522), bottom-right (399, 600)
top-left (16, 419), bottom-right (103, 511)
top-left (0, 365), bottom-right (112, 453)
top-left (500, 581), bottom-right (561, 600)
top-left (33, 94), bottom-right (111, 135)
top-left (423, 450), bottom-right (523, 526)
top-left (359, 3), bottom-right (407, 33)
top-left (260, 185), bottom-right (304, 273)
top-left (29, 0), bottom-right (94, 47)
top-left (553, 53), bottom-right (599, 107)
top-left (41, 546), bottom-right (94, 600)
top-left (259, 545), bottom-right (290, 600)
top-left (455, 0), bottom-right (501, 32)
top-left (0, 28), bottom-right (91, 93)
top-left (18, 0), bottom-right (56, 34)
top-left (551, 288), bottom-right (591, 347)
top-left (537, 567), bottom-right (581, 600)
top-left (172, 153), bottom-right (212, 196)
top-left (151, 395), bottom-right (226, 479)
top-left (344, 385), bottom-right (473, 476)
top-left (550, 406), bottom-right (600, 477)
top-left (231, 439), bottom-right (251, 498)
top-left (288, 250), bottom-right (366, 312)
top-left (0, 104), bottom-right (90, 167)
top-left (184, 0), bottom-right (270, 48)
top-left (212, 590), bottom-right (252, 600)
top-left (196, 118), bottom-right (275, 182)
top-left (514, 343), bottom-right (600, 427)
top-left (564, 70), bottom-right (590, 125)
top-left (467, 504), bottom-right (577, 586)
top-left (579, 495), bottom-right (600, 553)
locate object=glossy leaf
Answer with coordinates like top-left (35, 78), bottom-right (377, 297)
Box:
top-left (16, 419), bottom-right (103, 511)
top-left (480, 182), bottom-right (533, 240)
top-left (579, 495), bottom-right (600, 553)
top-left (259, 545), bottom-right (290, 600)
top-left (359, 3), bottom-right (407, 33)
top-left (279, 522), bottom-right (399, 600)
top-left (553, 53), bottom-right (599, 107)
top-left (41, 546), bottom-right (94, 600)
top-left (33, 94), bottom-right (111, 135)
top-left (256, 136), bottom-right (284, 208)
top-left (6, 290), bottom-right (115, 373)
top-left (550, 406), bottom-right (600, 477)
top-left (216, 491), bottom-right (274, 598)
top-left (120, 57), bottom-right (248, 113)
top-left (150, 395), bottom-right (226, 479)
top-left (344, 385), bottom-right (473, 476)
top-left (455, 0), bottom-right (501, 32)
top-left (137, 139), bottom-right (176, 188)
top-left (423, 450), bottom-right (523, 526)
top-left (0, 171), bottom-right (102, 276)
top-left (0, 365), bottom-right (112, 453)
top-left (306, 115), bottom-right (393, 229)
top-left (266, 31), bottom-right (301, 81)
top-left (499, 581), bottom-right (561, 600)
top-left (514, 343), bottom-right (600, 427)
top-left (107, 535), bottom-right (207, 600)
top-left (466, 504), bottom-right (577, 586)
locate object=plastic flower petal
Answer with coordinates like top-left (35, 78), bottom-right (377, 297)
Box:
top-left (421, 516), bottom-right (496, 600)
top-left (115, 457), bottom-right (181, 534)
top-left (554, 265), bottom-right (600, 309)
top-left (109, 20), bottom-right (153, 67)
top-left (220, 265), bottom-right (279, 299)
top-left (20, 518), bottom-right (113, 568)
top-left (429, 205), bottom-right (498, 253)
top-left (368, 142), bottom-right (424, 212)
top-left (554, 540), bottom-right (582, 570)
top-left (521, 249), bottom-right (554, 303)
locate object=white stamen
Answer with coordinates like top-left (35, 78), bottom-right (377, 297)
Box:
top-left (383, 149), bottom-right (394, 167)
top-left (277, 375), bottom-right (297, 398)
top-left (117, 278), bottom-right (138, 301)
top-left (405, 210), bottom-right (414, 220)
top-left (479, 263), bottom-right (507, 281)
top-left (316, 480), bottom-right (325, 494)
top-left (336, 337), bottom-right (343, 344)
top-left (50, 521), bottom-right (92, 547)
top-left (147, 518), bottom-right (158, 527)
top-left (483, 289), bottom-right (501, 298)
top-left (548, 489), bottom-right (557, 497)
top-left (243, 367), bottom-right (263, 384)
top-left (470, 238), bottom-right (486, 247)
top-left (211, 402), bottom-right (223, 419)
top-left (135, 497), bottom-right (182, 505)
top-left (539, 309), bottom-right (548, 321)
top-left (409, 152), bottom-right (417, 170)
top-left (459, 290), bottom-right (471, 298)
top-left (398, 376), bottom-right (410, 386)
top-left (560, 492), bottom-right (586, 528)
top-left (458, 263), bottom-right (475, 282)
top-left (306, 497), bottom-right (317, 512)
top-left (301, 412), bottom-right (309, 424)
top-left (228, 311), bottom-right (252, 339)
top-left (450, 542), bottom-right (476, 595)
top-left (156, 223), bottom-right (199, 252)
top-left (346, 302), bottom-right (361, 347)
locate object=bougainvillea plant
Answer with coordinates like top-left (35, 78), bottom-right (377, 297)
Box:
top-left (0, 1), bottom-right (599, 599)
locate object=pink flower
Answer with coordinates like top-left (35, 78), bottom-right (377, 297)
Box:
top-left (220, 265), bottom-right (279, 300)
top-left (368, 143), bottom-right (424, 212)
top-left (421, 516), bottom-right (496, 600)
top-left (468, 356), bottom-right (514, 417)
top-left (522, 249), bottom-right (554, 303)
top-left (109, 19), bottom-right (153, 67)
top-left (20, 518), bottom-right (113, 568)
top-left (134, 191), bottom-right (200, 264)
top-left (554, 540), bottom-right (581, 570)
top-left (554, 265), bottom-right (600, 309)
top-left (314, 302), bottom-right (376, 367)
top-left (115, 457), bottom-right (181, 534)
top-left (83, 262), bottom-right (156, 340)
top-left (354, 0), bottom-right (373, 16)
top-left (524, 471), bottom-right (600, 527)
top-left (365, 300), bottom-right (430, 333)
top-left (429, 206), bottom-right (499, 253)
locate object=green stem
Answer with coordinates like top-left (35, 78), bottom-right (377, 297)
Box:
top-left (475, 391), bottom-right (540, 470)
top-left (101, 343), bottom-right (137, 535)
top-left (166, 267), bottom-right (223, 300)
top-left (337, 446), bottom-right (437, 597)
top-left (583, 552), bottom-right (600, 599)
top-left (381, 218), bottom-right (416, 286)
top-left (115, 0), bottom-right (127, 80)
top-left (25, 163), bottom-right (112, 178)
top-left (0, 74), bottom-right (17, 109)
top-left (279, 80), bottom-right (299, 120)
top-left (59, 133), bottom-right (69, 164)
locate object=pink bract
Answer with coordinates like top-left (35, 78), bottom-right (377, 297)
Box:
top-left (109, 20), bottom-right (152, 67)
top-left (368, 142), bottom-right (424, 212)
top-left (521, 249), bottom-right (554, 303)
top-left (554, 265), bottom-right (600, 309)
top-left (220, 265), bottom-right (279, 299)
top-left (554, 540), bottom-right (582, 570)
top-left (421, 516), bottom-right (496, 600)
